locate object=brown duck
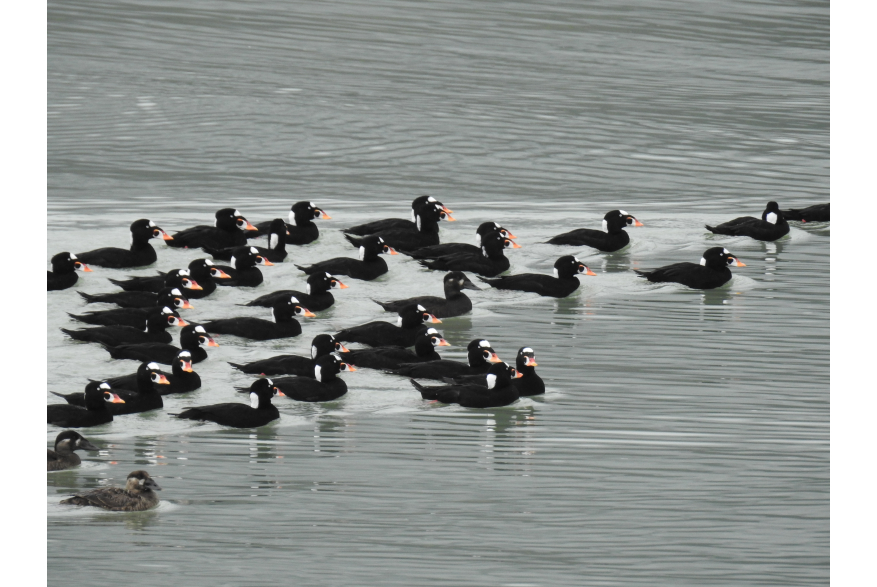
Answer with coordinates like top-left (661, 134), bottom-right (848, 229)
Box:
top-left (60, 470), bottom-right (162, 511)
top-left (47, 431), bottom-right (99, 471)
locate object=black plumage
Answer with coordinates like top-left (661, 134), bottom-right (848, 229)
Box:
top-left (374, 271), bottom-right (480, 318)
top-left (417, 230), bottom-right (518, 277)
top-left (411, 362), bottom-right (521, 408)
top-left (243, 272), bottom-right (347, 312)
top-left (250, 202), bottom-right (330, 245)
top-left (345, 327), bottom-right (448, 370)
top-left (706, 201), bottom-right (790, 241)
top-left (166, 208), bottom-right (258, 249)
top-left (405, 221), bottom-right (516, 259)
top-left (229, 334), bottom-right (348, 376)
top-left (205, 218), bottom-right (289, 262)
top-left (102, 324), bottom-right (218, 364)
top-left (214, 246), bottom-right (274, 287)
top-left (389, 338), bottom-right (502, 380)
top-left (781, 203), bottom-right (830, 222)
top-left (202, 297), bottom-right (314, 341)
top-left (635, 247), bottom-right (746, 290)
top-left (344, 202), bottom-right (453, 252)
top-left (343, 196), bottom-right (452, 235)
top-left (175, 379), bottom-right (282, 428)
top-left (76, 219), bottom-right (172, 268)
top-left (479, 256), bottom-right (596, 298)
top-left (48, 252), bottom-right (92, 291)
top-left (47, 382), bottom-right (125, 428)
top-left (296, 235), bottom-right (397, 281)
top-left (334, 304), bottom-right (441, 347)
top-left (547, 210), bottom-right (643, 251)
top-left (269, 355), bottom-right (356, 402)
top-left (61, 308), bottom-right (186, 346)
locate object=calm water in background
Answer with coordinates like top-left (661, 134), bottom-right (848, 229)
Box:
top-left (48, 1), bottom-right (829, 585)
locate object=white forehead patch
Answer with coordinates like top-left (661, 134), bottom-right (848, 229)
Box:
top-left (723, 248), bottom-right (730, 255)
top-left (522, 347), bottom-right (534, 354)
top-left (148, 220), bottom-right (156, 227)
top-left (250, 392), bottom-right (260, 409)
top-left (179, 269), bottom-right (190, 276)
top-left (69, 253), bottom-right (78, 260)
top-left (766, 212), bottom-right (777, 224)
top-left (314, 365), bottom-right (323, 382)
top-left (309, 202), bottom-right (316, 208)
top-left (249, 247), bottom-right (259, 255)
top-left (195, 326), bottom-right (206, 333)
top-left (479, 340), bottom-right (490, 348)
top-left (204, 259), bottom-right (213, 266)
top-left (233, 210), bottom-right (241, 217)
top-left (265, 378), bottom-right (273, 386)
top-left (427, 196), bottom-right (437, 203)
top-left (289, 296), bottom-right (300, 304)
top-left (486, 373), bottom-right (498, 390)
top-left (573, 257), bottom-right (580, 263)
top-left (171, 288), bottom-right (182, 295)
top-left (417, 305), bottom-right (426, 312)
top-left (179, 351), bottom-right (191, 357)
top-left (699, 257), bottom-right (707, 266)
top-left (426, 328), bottom-right (438, 335)
top-left (147, 362), bottom-right (160, 370)
top-left (99, 382), bottom-right (111, 390)
top-left (619, 210), bottom-right (628, 215)
top-left (161, 306), bottom-right (172, 313)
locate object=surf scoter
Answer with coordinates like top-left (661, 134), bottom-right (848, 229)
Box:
top-left (334, 304), bottom-right (441, 347)
top-left (446, 346), bottom-right (544, 396)
top-left (296, 235), bottom-right (397, 281)
top-left (52, 362), bottom-right (169, 415)
top-left (389, 338), bottom-right (502, 380)
top-left (109, 269), bottom-right (203, 299)
top-left (62, 307), bottom-right (187, 346)
top-left (228, 333), bottom-right (349, 376)
top-left (75, 219), bottom-right (172, 268)
top-left (202, 297), bottom-right (314, 341)
top-left (345, 327), bottom-right (449, 370)
top-left (411, 362), bottom-right (522, 408)
top-left (479, 255), bottom-right (596, 298)
top-left (635, 247), bottom-right (746, 289)
top-left (406, 222), bottom-right (517, 259)
top-left (344, 202), bottom-right (454, 252)
top-left (48, 252), bottom-right (93, 291)
top-left (417, 230), bottom-right (519, 277)
top-left (343, 196), bottom-right (453, 235)
top-left (706, 201), bottom-right (790, 241)
top-left (267, 354), bottom-right (356, 402)
top-left (60, 470), bottom-right (161, 511)
top-left (175, 378), bottom-right (283, 428)
top-left (88, 350), bottom-right (200, 394)
top-left (47, 431), bottom-right (99, 471)
top-left (102, 324), bottom-right (218, 364)
top-left (47, 382), bottom-right (125, 428)
top-left (251, 202), bottom-right (330, 245)
top-left (214, 246), bottom-right (274, 287)
top-left (68, 297), bottom-right (193, 327)
top-left (167, 208), bottom-right (257, 249)
top-left (547, 210), bottom-right (643, 251)
top-left (373, 271), bottom-right (481, 318)
top-left (78, 286), bottom-right (193, 310)
top-left (243, 272), bottom-right (348, 312)
top-left (781, 203), bottom-right (830, 222)
top-left (107, 259), bottom-right (228, 298)
top-left (205, 218), bottom-right (289, 263)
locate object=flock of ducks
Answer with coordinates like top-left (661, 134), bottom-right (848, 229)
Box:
top-left (47, 196), bottom-right (829, 511)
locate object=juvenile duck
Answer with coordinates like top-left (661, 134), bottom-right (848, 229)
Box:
top-left (76, 219), bottom-right (172, 268)
top-left (201, 296), bottom-right (314, 341)
top-left (103, 324), bottom-right (218, 364)
top-left (635, 247), bottom-right (746, 289)
top-left (345, 327), bottom-right (449, 370)
top-left (343, 196), bottom-right (452, 235)
top-left (47, 431), bottom-right (99, 471)
top-left (48, 252), bottom-right (93, 291)
top-left (479, 255), bottom-right (596, 298)
top-left (334, 304), bottom-right (441, 347)
top-left (228, 334), bottom-right (349, 376)
top-left (374, 271), bottom-right (481, 318)
top-left (167, 208), bottom-right (257, 249)
top-left (60, 470), bottom-right (162, 511)
top-left (243, 272), bottom-right (348, 312)
top-left (251, 202), bottom-right (331, 245)
top-left (175, 379), bottom-right (284, 428)
top-left (547, 210), bottom-right (643, 251)
top-left (47, 382), bottom-right (125, 428)
top-left (205, 218), bottom-right (289, 262)
top-left (411, 362), bottom-right (522, 408)
top-left (706, 201), bottom-right (790, 241)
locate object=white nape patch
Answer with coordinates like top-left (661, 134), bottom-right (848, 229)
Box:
top-left (486, 373), bottom-right (498, 390)
top-left (602, 219), bottom-right (608, 232)
top-left (410, 209), bottom-right (416, 223)
top-left (233, 210), bottom-right (241, 217)
top-left (213, 218), bottom-right (218, 227)
top-left (100, 382), bottom-right (111, 390)
top-left (314, 365), bottom-right (323, 382)
top-left (553, 268), bottom-right (560, 278)
top-left (288, 211), bottom-right (297, 226)
top-left (270, 308), bottom-right (277, 323)
top-left (359, 246), bottom-right (366, 261)
top-left (195, 326), bottom-right (206, 333)
top-left (69, 253), bottom-right (77, 260)
top-left (229, 256), bottom-right (237, 269)
top-left (619, 210), bottom-right (628, 215)
top-left (766, 212), bottom-right (777, 224)
top-left (479, 340), bottom-right (490, 348)
top-left (481, 245), bottom-right (488, 258)
top-left (416, 216), bottom-right (422, 231)
top-left (179, 269), bottom-right (190, 276)
top-left (699, 257), bottom-right (707, 266)
top-left (311, 345), bottom-right (318, 359)
top-left (171, 288), bottom-right (182, 295)
top-left (250, 247), bottom-right (259, 255)
top-left (148, 220), bottom-right (156, 227)
top-left (306, 283), bottom-right (312, 295)
top-left (522, 347), bottom-right (534, 354)
top-left (129, 234), bottom-right (134, 247)
top-left (269, 233), bottom-right (279, 250)
top-left (250, 392), bottom-right (260, 408)
top-left (397, 316), bottom-right (403, 327)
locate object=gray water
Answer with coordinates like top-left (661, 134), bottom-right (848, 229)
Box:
top-left (48, 1), bottom-right (829, 585)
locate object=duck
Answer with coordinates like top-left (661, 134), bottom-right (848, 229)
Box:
top-left (52, 362), bottom-right (169, 415)
top-left (334, 304), bottom-right (441, 347)
top-left (344, 327), bottom-right (449, 370)
top-left (107, 259), bottom-right (228, 298)
top-left (405, 222), bottom-right (517, 259)
top-left (62, 307), bottom-right (187, 346)
top-left (478, 255), bottom-right (596, 298)
top-left (295, 235), bottom-right (397, 281)
top-left (201, 296), bottom-right (314, 341)
top-left (78, 286), bottom-right (193, 310)
top-left (89, 350), bottom-right (200, 394)
top-left (267, 354), bottom-right (356, 402)
top-left (780, 203), bottom-right (830, 222)
top-left (205, 218), bottom-right (289, 263)
top-left (48, 252), bottom-right (93, 291)
top-left (228, 334), bottom-right (349, 376)
top-left (47, 431), bottom-right (99, 471)
top-left (547, 210), bottom-right (643, 251)
top-left (373, 271), bottom-right (481, 318)
top-left (417, 230), bottom-right (519, 277)
top-left (344, 202), bottom-right (454, 252)
top-left (60, 470), bottom-right (161, 511)
top-left (410, 362), bottom-right (522, 408)
top-left (167, 208), bottom-right (258, 249)
top-left (47, 382), bottom-right (125, 428)
top-left (343, 196), bottom-right (453, 235)
top-left (243, 272), bottom-right (348, 312)
top-left (634, 247), bottom-right (746, 289)
top-left (214, 247), bottom-right (274, 287)
top-left (445, 346), bottom-right (544, 396)
top-left (251, 202), bottom-right (331, 245)
top-left (389, 338), bottom-right (502, 380)
top-left (175, 378), bottom-right (284, 428)
top-left (75, 219), bottom-right (173, 268)
top-left (102, 324), bottom-right (218, 364)
top-left (706, 201), bottom-right (790, 241)
top-left (68, 297), bottom-right (193, 328)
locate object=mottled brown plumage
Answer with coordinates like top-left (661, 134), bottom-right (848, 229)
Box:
top-left (60, 470), bottom-right (162, 511)
top-left (47, 431), bottom-right (98, 471)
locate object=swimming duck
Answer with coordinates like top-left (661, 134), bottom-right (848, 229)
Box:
top-left (215, 247), bottom-right (274, 287)
top-left (547, 210), bottom-right (643, 251)
top-left (108, 259), bottom-right (229, 298)
top-left (478, 255), bottom-right (596, 298)
top-left (389, 338), bottom-right (502, 380)
top-left (47, 382), bottom-right (125, 428)
top-left (445, 346), bottom-right (544, 396)
top-left (205, 218), bottom-right (289, 263)
top-left (202, 296), bottom-right (314, 341)
top-left (706, 201), bottom-right (790, 241)
top-left (406, 222), bottom-right (517, 259)
top-left (102, 324), bottom-right (218, 364)
top-left (60, 470), bottom-right (161, 511)
top-left (228, 334), bottom-right (349, 376)
top-left (243, 272), bottom-right (348, 312)
top-left (75, 219), bottom-right (172, 268)
top-left (89, 350), bottom-right (200, 394)
top-left (47, 431), bottom-right (99, 471)
top-left (48, 252), bottom-right (92, 291)
top-left (52, 362), bottom-right (169, 415)
top-left (68, 297), bottom-right (194, 328)
top-left (268, 354), bottom-right (356, 402)
top-left (345, 327), bottom-right (449, 370)
top-left (78, 286), bottom-right (193, 310)
top-left (251, 202), bottom-right (331, 245)
top-left (175, 379), bottom-right (283, 428)
top-left (334, 304), bottom-right (441, 347)
top-left (634, 247), bottom-right (745, 289)
top-left (109, 269), bottom-right (204, 299)
top-left (410, 362), bottom-right (522, 408)
top-left (62, 307), bottom-right (187, 346)
top-left (780, 203), bottom-right (830, 222)
top-left (167, 208), bottom-right (258, 249)
top-left (296, 235), bottom-right (397, 281)
top-left (343, 196), bottom-right (453, 235)
top-left (344, 202), bottom-right (454, 252)
top-left (373, 271), bottom-right (481, 318)
top-left (417, 230), bottom-right (519, 277)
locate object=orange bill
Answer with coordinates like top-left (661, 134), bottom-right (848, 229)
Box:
top-left (301, 308), bottom-right (316, 318)
top-left (155, 374), bottom-right (171, 385)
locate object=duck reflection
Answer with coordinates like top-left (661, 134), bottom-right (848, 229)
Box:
top-left (475, 405), bottom-right (539, 474)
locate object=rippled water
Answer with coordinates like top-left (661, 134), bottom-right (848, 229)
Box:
top-left (48, 1), bottom-right (828, 585)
